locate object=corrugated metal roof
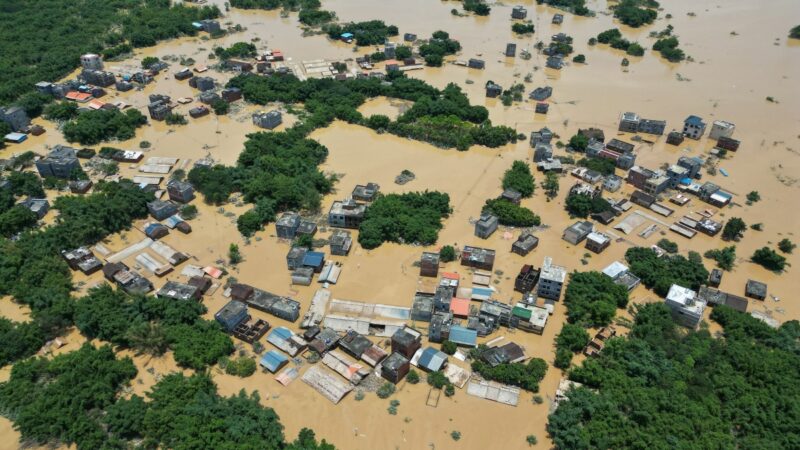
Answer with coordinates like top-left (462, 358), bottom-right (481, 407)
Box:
top-left (418, 347), bottom-right (447, 371)
top-left (448, 325), bottom-right (477, 347)
top-left (260, 350), bottom-right (288, 372)
top-left (270, 326), bottom-right (293, 340)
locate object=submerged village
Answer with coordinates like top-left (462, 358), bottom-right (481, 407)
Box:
top-left (0, 1), bottom-right (799, 449)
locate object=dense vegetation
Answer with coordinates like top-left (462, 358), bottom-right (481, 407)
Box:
top-left (548, 303), bottom-right (800, 449)
top-left (325, 20), bottom-right (398, 46)
top-left (653, 37), bottom-right (686, 62)
top-left (537, 0), bottom-right (590, 16)
top-left (462, 0), bottom-right (491, 15)
top-left (577, 157), bottom-right (616, 175)
top-left (704, 245), bottom-right (736, 271)
top-left (752, 246), bottom-right (787, 272)
top-left (0, 345), bottom-right (334, 449)
top-left (625, 247), bottom-right (709, 296)
top-left (612, 0), bottom-right (658, 27)
top-left (502, 161), bottom-right (535, 197)
top-left (554, 322), bottom-right (590, 369)
top-left (792, 25), bottom-right (800, 39)
top-left (0, 0), bottom-right (220, 104)
top-left (0, 181), bottom-right (152, 366)
top-left (63, 109), bottom-right (148, 145)
top-left (358, 191), bottom-right (452, 249)
top-left (564, 192), bottom-right (611, 218)
top-left (214, 42), bottom-right (257, 60)
top-left (512, 23), bottom-right (535, 35)
top-left (0, 182), bottom-right (40, 238)
top-left (564, 271), bottom-right (629, 327)
top-left (472, 351), bottom-right (548, 391)
top-left (418, 31), bottom-right (462, 67)
top-left (722, 217), bottom-right (746, 241)
top-left (596, 28), bottom-right (645, 56)
top-left (656, 238), bottom-right (678, 254)
top-left (483, 199), bottom-right (540, 227)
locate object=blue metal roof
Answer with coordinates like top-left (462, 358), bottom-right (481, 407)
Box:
top-left (685, 115), bottom-right (704, 126)
top-left (680, 177), bottom-right (692, 185)
top-left (303, 251), bottom-right (324, 266)
top-left (270, 326), bottom-right (293, 340)
top-left (341, 32), bottom-right (354, 38)
top-left (418, 347), bottom-right (447, 371)
top-left (260, 350), bottom-right (288, 373)
top-left (448, 325), bottom-right (477, 347)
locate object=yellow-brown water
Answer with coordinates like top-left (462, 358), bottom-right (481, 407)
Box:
top-left (1, 0), bottom-right (799, 448)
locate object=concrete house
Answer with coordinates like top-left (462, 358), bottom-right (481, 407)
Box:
top-left (420, 252), bottom-right (440, 277)
top-left (468, 58), bottom-right (485, 69)
top-left (682, 115), bottom-right (706, 140)
top-left (537, 256), bottom-right (566, 300)
top-left (552, 13), bottom-right (564, 24)
top-left (215, 300), bottom-right (249, 332)
top-left (252, 110), bottom-right (282, 129)
top-left (391, 326), bottom-right (422, 359)
top-left (501, 189), bottom-right (522, 205)
top-left (618, 112), bottom-right (640, 133)
top-left (329, 230), bottom-right (353, 256)
top-left (546, 55), bottom-right (563, 70)
top-left (486, 82), bottom-right (502, 98)
top-left (461, 246), bottom-right (496, 271)
top-left (512, 233), bottom-right (539, 256)
top-left (157, 281), bottom-right (201, 301)
top-left (190, 76), bottom-right (216, 91)
top-left (276, 212), bottom-right (301, 239)
top-left (535, 102), bottom-right (550, 114)
top-left (533, 142), bottom-right (553, 162)
top-left (328, 199), bottom-right (366, 229)
top-left (709, 120), bottom-right (735, 140)
top-left (514, 264), bottom-right (540, 293)
top-left (381, 352), bottom-right (410, 384)
top-left (666, 131), bottom-right (684, 146)
top-left (351, 182), bottom-right (380, 202)
top-left (198, 91), bottom-right (221, 104)
top-left (505, 43), bottom-right (517, 57)
top-left (563, 221), bottom-right (593, 245)
top-left (638, 119), bottom-right (666, 135)
top-left (80, 53), bottom-right (103, 70)
top-left (665, 284), bottom-right (706, 329)
top-left (530, 86), bottom-right (553, 101)
top-left (286, 247), bottom-right (307, 270)
top-left (167, 180), bottom-right (194, 203)
top-left (585, 231), bottom-right (611, 254)
top-left (677, 156), bottom-right (703, 179)
top-left (147, 200), bottom-right (178, 221)
top-left (511, 5), bottom-right (527, 19)
top-left (0, 106), bottom-right (31, 133)
top-left (475, 212), bottom-right (499, 239)
top-left (745, 279), bottom-right (767, 300)
top-left (81, 69), bottom-right (115, 87)
top-left (200, 19), bottom-right (221, 34)
top-left (603, 174), bottom-right (623, 192)
top-left (36, 145), bottom-right (80, 179)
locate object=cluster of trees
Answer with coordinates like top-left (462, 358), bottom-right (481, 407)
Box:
top-left (548, 302), bottom-right (800, 449)
top-left (0, 173), bottom-right (46, 238)
top-left (625, 247), bottom-right (709, 296)
top-left (440, 245), bottom-right (457, 262)
top-left (44, 101), bottom-right (79, 121)
top-left (577, 157), bottom-right (616, 175)
top-left (612, 0), bottom-right (658, 27)
top-left (502, 161), bottom-right (535, 197)
top-left (704, 245), bottom-right (736, 271)
top-left (462, 0), bottom-right (491, 15)
top-left (595, 28), bottom-right (645, 56)
top-left (358, 191), bottom-right (451, 249)
top-left (564, 192), bottom-right (611, 218)
top-left (656, 238), bottom-right (678, 253)
top-left (74, 284), bottom-right (233, 370)
top-left (554, 322), bottom-right (590, 369)
top-left (542, 172), bottom-right (559, 199)
top-left (512, 23), bottom-right (535, 35)
top-left (653, 37), bottom-right (685, 62)
top-left (537, 0), bottom-right (590, 16)
top-left (500, 83), bottom-right (525, 106)
top-left (230, 0), bottom-right (337, 27)
top-left (324, 20), bottom-right (398, 46)
top-left (0, 345), bottom-right (334, 449)
top-left (165, 112), bottom-right (187, 126)
top-left (0, 181), bottom-right (153, 366)
top-left (564, 271), bottom-right (629, 326)
top-left (63, 109), bottom-right (148, 145)
top-left (214, 42), bottom-right (257, 60)
top-left (471, 353), bottom-right (549, 392)
top-left (228, 71), bottom-right (516, 151)
top-left (568, 133), bottom-right (588, 151)
top-left (419, 31), bottom-right (462, 67)
top-left (779, 238), bottom-right (796, 254)
top-left (483, 198), bottom-right (540, 227)
top-left (0, 0), bottom-right (219, 104)
top-left (752, 246), bottom-right (787, 272)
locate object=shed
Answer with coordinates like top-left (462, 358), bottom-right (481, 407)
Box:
top-left (417, 347), bottom-right (448, 372)
top-left (448, 325), bottom-right (478, 347)
top-left (260, 350), bottom-right (289, 373)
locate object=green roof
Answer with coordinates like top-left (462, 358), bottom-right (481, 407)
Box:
top-left (512, 306), bottom-right (532, 320)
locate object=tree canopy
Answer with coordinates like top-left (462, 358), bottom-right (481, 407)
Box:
top-left (358, 191), bottom-right (451, 249)
top-left (502, 161), bottom-right (535, 197)
top-left (548, 303), bottom-right (800, 449)
top-left (625, 247), bottom-right (709, 296)
top-left (564, 271), bottom-right (629, 327)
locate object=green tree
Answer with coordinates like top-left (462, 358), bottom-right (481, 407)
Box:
top-left (751, 247), bottom-right (787, 271)
top-left (746, 191), bottom-right (761, 204)
top-left (439, 245), bottom-right (456, 262)
top-left (704, 246), bottom-right (736, 271)
top-left (43, 101), bottom-right (79, 121)
top-left (228, 243), bottom-right (242, 264)
top-left (141, 56), bottom-right (160, 69)
top-left (502, 161), bottom-right (535, 197)
top-left (542, 172), bottom-right (559, 199)
top-left (778, 238), bottom-right (795, 254)
top-left (442, 340), bottom-right (457, 355)
top-left (564, 271), bottom-right (628, 326)
top-left (722, 217), bottom-right (746, 241)
top-left (656, 238), bottom-right (678, 254)
top-left (427, 371), bottom-right (449, 389)
top-left (483, 198), bottom-right (541, 227)
top-left (407, 369), bottom-right (420, 384)
top-left (126, 322), bottom-right (169, 356)
top-left (568, 133), bottom-right (589, 151)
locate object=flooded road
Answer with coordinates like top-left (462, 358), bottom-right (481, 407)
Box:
top-left (1, 0), bottom-right (799, 448)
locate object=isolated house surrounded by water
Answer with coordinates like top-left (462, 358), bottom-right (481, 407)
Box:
top-left (682, 115), bottom-right (706, 140)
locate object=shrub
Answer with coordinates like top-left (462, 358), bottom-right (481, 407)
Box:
top-left (442, 340), bottom-right (457, 355)
top-left (407, 369), bottom-right (420, 384)
top-left (427, 371), bottom-right (449, 389)
top-left (572, 54), bottom-right (586, 63)
top-left (224, 356), bottom-right (256, 377)
top-left (512, 23), bottom-right (535, 35)
top-left (704, 246), bottom-right (736, 271)
top-left (656, 238), bottom-right (678, 254)
top-left (752, 247), bottom-right (787, 272)
top-left (377, 382), bottom-right (396, 398)
top-left (440, 245), bottom-right (456, 262)
top-left (778, 239), bottom-right (796, 254)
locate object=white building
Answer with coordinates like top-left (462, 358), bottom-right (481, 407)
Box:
top-left (80, 53), bottom-right (103, 70)
top-left (537, 256), bottom-right (566, 300)
top-left (665, 284), bottom-right (706, 328)
top-left (708, 120), bottom-right (735, 140)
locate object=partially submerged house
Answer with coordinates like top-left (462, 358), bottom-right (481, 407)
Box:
top-left (329, 230), bottom-right (353, 256)
top-left (461, 246), bottom-right (496, 271)
top-left (562, 221), bottom-right (593, 245)
top-left (665, 284), bottom-right (706, 329)
top-left (420, 251), bottom-right (440, 277)
top-left (36, 145), bottom-right (80, 179)
top-left (391, 326), bottom-right (422, 359)
top-left (682, 115), bottom-right (706, 140)
top-left (537, 256), bottom-right (566, 300)
top-left (745, 279), bottom-right (767, 300)
top-left (328, 199), bottom-right (366, 229)
top-left (514, 264), bottom-right (540, 293)
top-left (157, 281), bottom-right (201, 301)
top-left (351, 183), bottom-right (380, 202)
top-left (512, 233), bottom-right (539, 256)
top-left (381, 352), bottom-right (410, 384)
top-left (475, 212), bottom-right (499, 239)
top-left (252, 110), bottom-right (282, 129)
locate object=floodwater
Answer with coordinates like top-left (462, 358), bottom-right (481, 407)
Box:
top-left (1, 0), bottom-right (799, 448)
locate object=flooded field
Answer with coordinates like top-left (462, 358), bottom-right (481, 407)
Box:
top-left (1, 0), bottom-right (799, 448)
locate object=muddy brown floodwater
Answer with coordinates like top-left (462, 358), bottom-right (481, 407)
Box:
top-left (1, 0), bottom-right (799, 449)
